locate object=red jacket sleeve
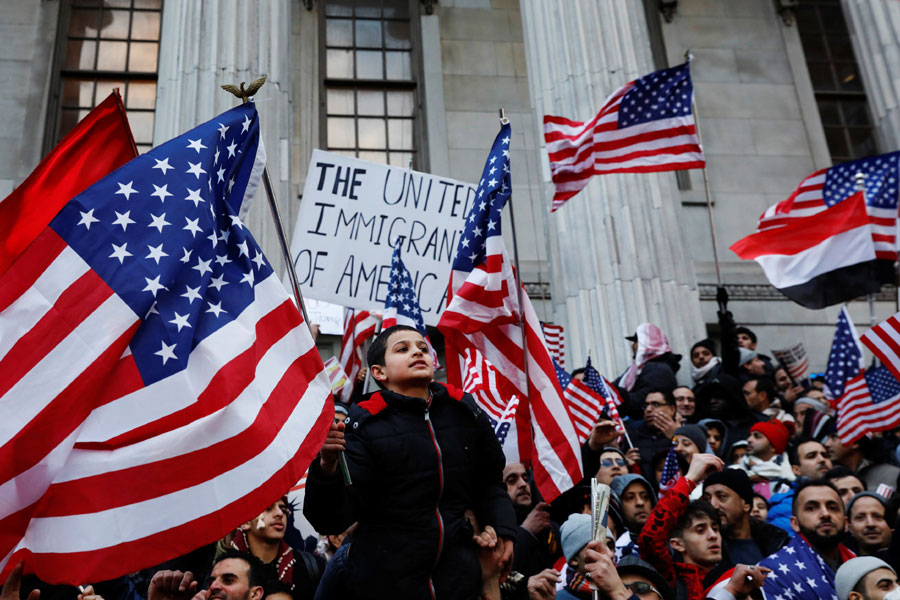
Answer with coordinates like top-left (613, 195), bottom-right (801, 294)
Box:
top-left (637, 477), bottom-right (696, 589)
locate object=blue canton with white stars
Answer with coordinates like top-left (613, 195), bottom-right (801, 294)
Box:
top-left (824, 151), bottom-right (900, 209)
top-left (864, 365), bottom-right (900, 405)
top-left (553, 358), bottom-right (572, 390)
top-left (451, 123), bottom-right (511, 272)
top-left (825, 309), bottom-right (863, 398)
top-left (618, 62), bottom-right (694, 129)
top-left (583, 356), bottom-right (607, 396)
top-left (759, 533), bottom-right (839, 600)
top-left (658, 444), bottom-right (680, 495)
top-left (384, 244), bottom-right (427, 335)
top-left (50, 102), bottom-right (273, 385)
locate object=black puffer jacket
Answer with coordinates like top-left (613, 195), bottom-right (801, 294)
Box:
top-left (304, 382), bottom-right (516, 600)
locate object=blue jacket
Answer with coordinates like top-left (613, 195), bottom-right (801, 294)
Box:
top-left (766, 486), bottom-right (795, 537)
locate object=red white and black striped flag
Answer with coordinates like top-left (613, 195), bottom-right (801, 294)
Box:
top-left (543, 61), bottom-right (704, 212)
top-left (437, 122), bottom-right (582, 502)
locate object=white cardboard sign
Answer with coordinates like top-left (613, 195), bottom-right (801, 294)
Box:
top-left (289, 151), bottom-right (474, 326)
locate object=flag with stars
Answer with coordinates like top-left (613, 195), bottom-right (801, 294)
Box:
top-left (658, 444), bottom-right (681, 499)
top-left (543, 61), bottom-right (705, 212)
top-left (381, 243), bottom-right (440, 369)
top-left (437, 122), bottom-right (582, 502)
top-left (836, 365), bottom-right (900, 445)
top-left (757, 151), bottom-right (900, 266)
top-left (462, 347), bottom-right (520, 447)
top-left (824, 307), bottom-right (864, 400)
top-left (759, 531), bottom-right (851, 600)
top-left (0, 102), bottom-right (333, 585)
top-left (553, 358), bottom-right (620, 445)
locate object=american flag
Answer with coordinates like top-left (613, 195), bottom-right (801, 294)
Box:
top-left (336, 308), bottom-right (377, 402)
top-left (836, 366), bottom-right (900, 444)
top-left (861, 309), bottom-right (900, 383)
top-left (759, 533), bottom-right (848, 600)
top-left (757, 152), bottom-right (900, 261)
top-left (824, 307), bottom-right (865, 400)
top-left (543, 61), bottom-right (705, 212)
top-left (583, 356), bottom-right (623, 410)
top-left (553, 357), bottom-right (623, 445)
top-left (462, 348), bottom-right (520, 447)
top-left (323, 356), bottom-right (352, 396)
top-left (437, 122), bottom-right (582, 502)
top-left (658, 444), bottom-right (681, 499)
top-left (0, 102), bottom-right (333, 584)
top-left (541, 322), bottom-right (566, 367)
top-left (381, 243), bottom-right (440, 369)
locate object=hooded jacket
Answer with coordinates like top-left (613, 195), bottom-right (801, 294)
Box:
top-left (304, 382), bottom-right (516, 600)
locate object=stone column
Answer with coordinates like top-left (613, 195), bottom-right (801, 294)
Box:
top-left (153, 0), bottom-right (294, 272)
top-left (519, 0), bottom-right (706, 377)
top-left (842, 0), bottom-right (900, 154)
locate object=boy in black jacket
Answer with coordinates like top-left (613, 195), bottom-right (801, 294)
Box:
top-left (304, 325), bottom-right (517, 600)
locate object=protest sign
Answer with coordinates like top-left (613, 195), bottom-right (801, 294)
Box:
top-left (303, 298), bottom-right (346, 335)
top-left (771, 342), bottom-right (809, 382)
top-left (289, 150), bottom-right (474, 325)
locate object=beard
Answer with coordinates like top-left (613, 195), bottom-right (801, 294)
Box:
top-left (799, 522), bottom-right (843, 551)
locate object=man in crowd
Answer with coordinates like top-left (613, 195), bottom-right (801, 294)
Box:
top-left (596, 447), bottom-right (630, 484)
top-left (618, 324), bottom-right (682, 419)
top-left (737, 348), bottom-right (767, 384)
top-left (825, 433), bottom-right (900, 494)
top-left (767, 438), bottom-right (833, 534)
top-left (759, 480), bottom-right (855, 598)
top-left (741, 377), bottom-right (794, 426)
top-left (638, 453), bottom-right (725, 600)
top-left (825, 466), bottom-right (866, 506)
top-left (627, 389), bottom-right (680, 480)
top-left (774, 366), bottom-right (805, 405)
top-left (147, 550), bottom-right (266, 600)
top-left (835, 557), bottom-right (899, 600)
top-left (702, 469), bottom-right (789, 566)
top-left (610, 474), bottom-right (656, 559)
top-left (735, 420), bottom-right (795, 491)
top-left (501, 462), bottom-right (560, 578)
top-left (735, 326), bottom-right (774, 376)
top-left (674, 386), bottom-right (697, 423)
top-left (846, 493), bottom-right (893, 558)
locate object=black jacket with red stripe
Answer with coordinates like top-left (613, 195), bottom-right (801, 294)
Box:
top-left (304, 382), bottom-right (517, 600)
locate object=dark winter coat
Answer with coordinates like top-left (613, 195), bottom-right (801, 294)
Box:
top-left (618, 353), bottom-right (681, 419)
top-left (304, 382), bottom-right (516, 600)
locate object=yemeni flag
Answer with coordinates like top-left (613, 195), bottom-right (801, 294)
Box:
top-left (731, 192), bottom-right (885, 308)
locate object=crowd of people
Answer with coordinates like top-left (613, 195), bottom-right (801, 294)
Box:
top-left (4, 302), bottom-right (900, 600)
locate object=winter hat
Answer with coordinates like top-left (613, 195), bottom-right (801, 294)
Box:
top-left (610, 474), bottom-right (656, 508)
top-left (560, 513), bottom-right (593, 561)
top-left (846, 492), bottom-right (888, 518)
top-left (334, 403), bottom-right (350, 417)
top-left (703, 468), bottom-right (754, 505)
top-left (738, 347), bottom-right (758, 367)
top-left (836, 557), bottom-right (896, 600)
top-left (674, 424), bottom-right (708, 453)
top-left (751, 419), bottom-right (790, 455)
top-left (795, 395), bottom-right (831, 414)
top-left (616, 555), bottom-right (675, 600)
top-left (690, 339), bottom-right (717, 355)
top-left (599, 447), bottom-right (628, 462)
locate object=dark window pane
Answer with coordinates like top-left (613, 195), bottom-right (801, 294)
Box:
top-left (70, 8), bottom-right (101, 37)
top-left (824, 126), bottom-right (850, 158)
top-left (355, 20), bottom-right (382, 48)
top-left (62, 79), bottom-right (95, 107)
top-left (382, 1), bottom-right (410, 19)
top-left (354, 0), bottom-right (381, 18)
top-left (327, 89), bottom-right (355, 114)
top-left (127, 110), bottom-right (155, 144)
top-left (795, 8), bottom-right (820, 33)
top-left (134, 0), bottom-right (163, 8)
top-left (357, 90), bottom-right (384, 115)
top-left (841, 101), bottom-right (870, 126)
top-left (65, 40), bottom-right (97, 69)
top-left (828, 35), bottom-right (855, 61)
top-left (801, 35), bottom-right (827, 61)
top-left (849, 127), bottom-right (876, 157)
top-left (836, 63), bottom-right (863, 91)
top-left (327, 49), bottom-right (354, 78)
top-left (127, 81), bottom-right (157, 109)
top-left (384, 21), bottom-right (411, 49)
top-left (326, 19), bottom-right (353, 46)
top-left (97, 40), bottom-right (128, 70)
top-left (358, 118), bottom-right (387, 148)
top-left (385, 51), bottom-right (411, 80)
top-left (325, 0), bottom-right (353, 16)
top-left (128, 41), bottom-right (158, 71)
top-left (100, 9), bottom-right (131, 38)
top-left (807, 62), bottom-right (836, 91)
top-left (328, 117), bottom-right (356, 147)
top-left (817, 99), bottom-right (842, 125)
top-left (356, 50), bottom-right (383, 78)
top-left (820, 6), bottom-right (846, 31)
top-left (131, 11), bottom-right (160, 40)
top-left (386, 90), bottom-right (414, 116)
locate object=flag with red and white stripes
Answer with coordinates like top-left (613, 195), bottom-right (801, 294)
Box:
top-left (862, 310), bottom-right (900, 384)
top-left (543, 61), bottom-right (704, 212)
top-left (0, 103), bottom-right (333, 584)
top-left (337, 308), bottom-right (378, 402)
top-left (756, 152), bottom-right (899, 262)
top-left (437, 122), bottom-right (582, 502)
top-left (540, 322), bottom-right (566, 368)
top-left (462, 348), bottom-right (520, 448)
top-left (836, 367), bottom-right (900, 445)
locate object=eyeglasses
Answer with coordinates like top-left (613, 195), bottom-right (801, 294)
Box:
top-left (643, 401), bottom-right (668, 409)
top-left (600, 458), bottom-right (626, 467)
top-left (625, 581), bottom-right (662, 598)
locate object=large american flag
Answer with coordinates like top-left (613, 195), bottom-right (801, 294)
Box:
top-left (543, 61), bottom-right (705, 212)
top-left (382, 243), bottom-right (440, 369)
top-left (824, 307), bottom-right (865, 400)
top-left (336, 308), bottom-right (377, 402)
top-left (836, 366), bottom-right (900, 445)
top-left (759, 533), bottom-right (850, 600)
top-left (437, 122), bottom-right (582, 502)
top-left (0, 103), bottom-right (333, 584)
top-left (757, 152), bottom-right (900, 261)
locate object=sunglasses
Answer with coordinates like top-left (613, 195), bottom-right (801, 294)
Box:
top-left (600, 458), bottom-right (627, 467)
top-left (625, 581), bottom-right (662, 598)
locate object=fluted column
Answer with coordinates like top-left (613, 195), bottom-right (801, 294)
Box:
top-left (843, 0), bottom-right (900, 153)
top-left (520, 0), bottom-right (705, 377)
top-left (153, 0), bottom-right (294, 272)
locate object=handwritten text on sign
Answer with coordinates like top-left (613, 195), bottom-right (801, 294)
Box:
top-left (290, 151), bottom-right (474, 326)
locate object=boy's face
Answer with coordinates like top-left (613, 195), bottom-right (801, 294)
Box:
top-left (372, 330), bottom-right (433, 386)
top-left (670, 514), bottom-right (721, 569)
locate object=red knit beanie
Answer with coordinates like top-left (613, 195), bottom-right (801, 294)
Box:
top-left (751, 419), bottom-right (790, 455)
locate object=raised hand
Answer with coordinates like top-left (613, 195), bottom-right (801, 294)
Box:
top-left (685, 453), bottom-right (724, 484)
top-left (319, 420), bottom-right (346, 476)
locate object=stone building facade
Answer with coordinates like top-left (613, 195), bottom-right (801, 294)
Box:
top-left (2, 0), bottom-right (898, 377)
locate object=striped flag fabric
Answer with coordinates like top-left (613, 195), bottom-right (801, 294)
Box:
top-left (461, 348), bottom-right (520, 447)
top-left (553, 360), bottom-right (605, 444)
top-left (323, 356), bottom-right (353, 397)
top-left (658, 444), bottom-right (681, 499)
top-left (0, 102), bottom-right (333, 584)
top-left (336, 308), bottom-right (377, 402)
top-left (730, 192), bottom-right (885, 309)
top-left (771, 342), bottom-right (809, 382)
top-left (836, 367), bottom-right (900, 444)
top-left (862, 310), bottom-right (900, 383)
top-left (382, 243), bottom-right (440, 369)
top-left (543, 61), bottom-right (705, 212)
top-left (755, 152), bottom-right (899, 264)
top-left (825, 307), bottom-right (865, 400)
top-left (437, 121), bottom-right (582, 502)
top-left (541, 322), bottom-right (566, 367)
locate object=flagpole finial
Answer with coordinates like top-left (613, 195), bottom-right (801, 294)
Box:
top-left (854, 171), bottom-right (866, 190)
top-left (498, 107), bottom-right (508, 125)
top-left (221, 75), bottom-right (268, 103)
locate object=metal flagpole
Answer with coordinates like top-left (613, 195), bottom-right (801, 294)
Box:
top-left (499, 107), bottom-right (532, 400)
top-left (221, 77), bottom-right (312, 327)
